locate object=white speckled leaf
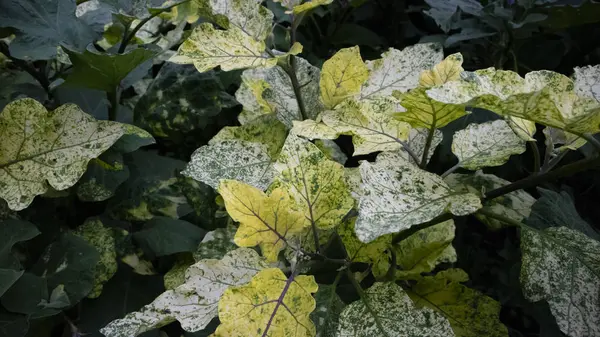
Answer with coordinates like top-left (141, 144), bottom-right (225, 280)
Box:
top-left (398, 127), bottom-right (444, 166)
top-left (193, 222), bottom-right (238, 261)
top-left (451, 120), bottom-right (526, 170)
top-left (195, 0), bottom-right (274, 41)
top-left (100, 248), bottom-right (268, 337)
top-left (0, 99), bottom-right (128, 210)
top-left (445, 171), bottom-right (535, 230)
top-left (356, 151), bottom-right (481, 242)
top-left (182, 140), bottom-right (276, 190)
top-left (520, 226), bottom-right (600, 337)
top-left (311, 283), bottom-right (345, 337)
top-left (426, 68), bottom-right (600, 135)
top-left (573, 65), bottom-right (600, 102)
top-left (336, 282), bottom-right (454, 337)
top-left (360, 43), bottom-right (443, 99)
top-left (234, 58), bottom-right (322, 127)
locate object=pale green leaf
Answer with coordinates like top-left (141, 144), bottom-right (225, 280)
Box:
top-left (337, 282), bottom-right (454, 337)
top-left (396, 87), bottom-right (467, 129)
top-left (164, 255), bottom-right (194, 290)
top-left (0, 99), bottom-right (130, 210)
top-left (426, 68), bottom-right (600, 135)
top-left (73, 218), bottom-right (118, 298)
top-left (520, 226), bottom-right (600, 337)
top-left (445, 171), bottom-right (536, 230)
top-left (290, 0), bottom-right (333, 14)
top-left (451, 120), bottom-right (526, 170)
top-left (408, 269), bottom-right (509, 337)
top-left (182, 140), bottom-right (277, 190)
top-left (356, 151), bottom-right (481, 242)
top-left (339, 218), bottom-right (391, 265)
top-left (320, 46), bottom-right (369, 109)
top-left (214, 268), bottom-right (318, 337)
top-left (372, 220), bottom-right (456, 280)
top-left (360, 43), bottom-right (443, 99)
top-left (401, 127), bottom-right (443, 165)
top-left (506, 117), bottom-right (537, 141)
top-left (100, 248), bottom-right (268, 337)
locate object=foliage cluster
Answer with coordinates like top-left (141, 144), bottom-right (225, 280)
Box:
top-left (1, 0), bottom-right (600, 337)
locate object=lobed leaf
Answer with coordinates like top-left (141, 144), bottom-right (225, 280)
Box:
top-left (320, 46), bottom-right (369, 109)
top-left (356, 151), bottom-right (481, 242)
top-left (214, 268), bottom-right (318, 337)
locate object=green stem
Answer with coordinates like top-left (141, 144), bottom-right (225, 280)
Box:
top-left (108, 89), bottom-right (120, 121)
top-left (529, 141), bottom-right (540, 174)
top-left (285, 14), bottom-right (308, 120)
top-left (441, 162), bottom-right (461, 178)
top-left (483, 156), bottom-right (600, 202)
top-left (477, 208), bottom-right (525, 228)
top-left (420, 126), bottom-right (436, 169)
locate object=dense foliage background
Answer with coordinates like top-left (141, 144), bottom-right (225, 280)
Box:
top-left (1, 0), bottom-right (600, 336)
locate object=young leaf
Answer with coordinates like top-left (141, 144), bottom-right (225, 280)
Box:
top-left (218, 179), bottom-right (309, 262)
top-left (445, 172), bottom-right (536, 230)
top-left (275, 134), bottom-right (354, 231)
top-left (372, 220), bottom-right (457, 280)
top-left (0, 99), bottom-right (131, 210)
top-left (320, 46), bottom-right (369, 109)
top-left (360, 43), bottom-right (443, 99)
top-left (311, 283), bottom-right (345, 337)
top-left (356, 151), bottom-right (481, 242)
top-left (101, 248), bottom-right (268, 337)
top-left (451, 120), bottom-right (526, 170)
top-left (214, 268), bottom-right (318, 337)
top-left (72, 218), bottom-right (118, 298)
top-left (407, 269), bottom-right (509, 337)
top-left (337, 282), bottom-right (454, 336)
top-left (0, 0), bottom-right (97, 60)
top-left (520, 226), bottom-right (600, 337)
top-left (426, 68), bottom-right (600, 135)
top-left (234, 58), bottom-right (323, 127)
top-left (63, 48), bottom-right (157, 93)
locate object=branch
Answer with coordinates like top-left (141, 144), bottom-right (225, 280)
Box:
top-left (483, 155), bottom-right (600, 202)
top-left (283, 14), bottom-right (308, 120)
top-left (107, 89), bottom-right (120, 121)
top-left (477, 208), bottom-right (524, 228)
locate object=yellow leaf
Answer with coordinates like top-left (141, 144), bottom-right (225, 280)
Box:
top-left (291, 0), bottom-right (333, 14)
top-left (218, 179), bottom-right (309, 262)
top-left (215, 268), bottom-right (318, 337)
top-left (419, 53), bottom-right (464, 87)
top-left (396, 87), bottom-right (467, 129)
top-left (320, 46), bottom-right (369, 109)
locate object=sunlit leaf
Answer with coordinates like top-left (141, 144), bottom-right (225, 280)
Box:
top-left (520, 226), bottom-right (600, 337)
top-left (407, 269), bottom-right (509, 337)
top-left (100, 248), bottom-right (268, 337)
top-left (356, 151), bottom-right (481, 242)
top-left (0, 99), bottom-right (131, 210)
top-left (451, 120), bottom-right (526, 170)
top-left (320, 46), bottom-right (369, 109)
top-left (372, 220), bottom-right (457, 280)
top-left (337, 282), bottom-right (454, 336)
top-left (419, 53), bottom-right (464, 88)
top-left (73, 218), bottom-right (118, 298)
top-left (214, 268), bottom-right (318, 337)
top-left (274, 134), bottom-right (354, 232)
top-left (395, 88), bottom-right (467, 130)
top-left (339, 218), bottom-right (391, 266)
top-left (360, 43), bottom-right (443, 99)
top-left (573, 64), bottom-right (600, 102)
top-left (218, 179), bottom-right (309, 262)
top-left (289, 0), bottom-right (333, 14)
top-left (426, 68), bottom-right (600, 135)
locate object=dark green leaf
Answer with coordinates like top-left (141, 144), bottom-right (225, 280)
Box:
top-left (0, 220), bottom-right (40, 269)
top-left (329, 24), bottom-right (384, 47)
top-left (133, 217), bottom-right (205, 256)
top-left (0, 270), bottom-right (22, 298)
top-left (0, 0), bottom-right (97, 60)
top-left (63, 48), bottom-right (157, 92)
top-left (0, 308), bottom-right (28, 337)
top-left (311, 284), bottom-right (345, 337)
top-left (54, 87), bottom-right (109, 120)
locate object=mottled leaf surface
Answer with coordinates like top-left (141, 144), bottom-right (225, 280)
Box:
top-left (337, 282), bottom-right (454, 337)
top-left (215, 268), bottom-right (318, 337)
top-left (320, 47), bottom-right (369, 109)
top-left (311, 283), bottom-right (345, 337)
top-left (356, 151), bottom-right (481, 242)
top-left (101, 248), bottom-right (267, 337)
top-left (0, 99), bottom-right (129, 210)
top-left (193, 222), bottom-right (238, 261)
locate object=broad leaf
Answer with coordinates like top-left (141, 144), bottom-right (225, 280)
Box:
top-left (573, 64), bottom-right (600, 101)
top-left (408, 269), bottom-right (508, 337)
top-left (446, 172), bottom-right (536, 230)
top-left (275, 134), bottom-right (354, 231)
top-left (339, 218), bottom-right (391, 265)
top-left (0, 220), bottom-right (40, 297)
top-left (424, 0), bottom-right (483, 32)
top-left (311, 283), bottom-right (345, 337)
top-left (193, 222), bottom-right (238, 261)
top-left (234, 58), bottom-right (322, 127)
top-left (63, 48), bottom-right (158, 93)
top-left (135, 63), bottom-right (237, 137)
top-left (218, 179), bottom-right (308, 262)
top-left (133, 217), bottom-right (205, 257)
top-left (451, 120), bottom-right (526, 170)
top-left (320, 46), bottom-right (369, 109)
top-left (101, 248), bottom-right (267, 337)
top-left (356, 151), bottom-right (481, 242)
top-left (372, 220), bottom-right (457, 280)
top-left (73, 218), bottom-right (119, 298)
top-left (520, 226), bottom-right (600, 337)
top-left (214, 268), bottom-right (318, 337)
top-left (337, 282), bottom-right (454, 336)
top-left (0, 99), bottom-right (131, 210)
top-left (0, 0), bottom-right (97, 60)
top-left (419, 53), bottom-right (464, 87)
top-left (360, 43), bottom-right (443, 99)
top-left (164, 255), bottom-right (195, 290)
top-left (426, 68), bottom-right (600, 135)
